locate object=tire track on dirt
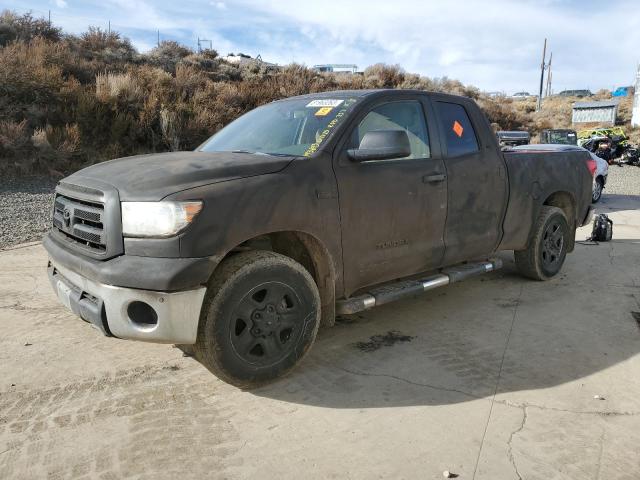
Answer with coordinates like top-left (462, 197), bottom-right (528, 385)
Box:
top-left (0, 364), bottom-right (244, 479)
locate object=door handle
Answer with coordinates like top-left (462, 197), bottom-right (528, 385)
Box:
top-left (423, 173), bottom-right (446, 183)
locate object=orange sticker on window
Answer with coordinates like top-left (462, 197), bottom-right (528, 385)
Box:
top-left (315, 107), bottom-right (333, 116)
top-left (452, 121), bottom-right (464, 137)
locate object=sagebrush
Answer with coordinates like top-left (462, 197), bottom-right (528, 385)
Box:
top-left (0, 10), bottom-right (635, 175)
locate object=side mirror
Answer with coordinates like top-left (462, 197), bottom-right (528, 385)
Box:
top-left (347, 130), bottom-right (411, 162)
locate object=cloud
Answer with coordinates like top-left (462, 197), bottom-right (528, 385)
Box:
top-left (12, 0), bottom-right (640, 93)
top-left (54, 0), bottom-right (68, 8)
top-left (229, 0), bottom-right (640, 92)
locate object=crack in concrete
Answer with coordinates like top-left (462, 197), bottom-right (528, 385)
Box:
top-left (506, 404), bottom-right (527, 480)
top-left (472, 283), bottom-right (524, 480)
top-left (323, 362), bottom-right (483, 400)
top-left (495, 399), bottom-right (640, 417)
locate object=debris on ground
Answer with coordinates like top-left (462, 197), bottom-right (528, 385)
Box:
top-left (23, 342), bottom-right (32, 347)
top-left (594, 395), bottom-right (606, 400)
top-left (442, 471), bottom-right (458, 478)
top-left (353, 331), bottom-right (415, 352)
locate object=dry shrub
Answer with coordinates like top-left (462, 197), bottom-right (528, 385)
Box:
top-left (160, 108), bottom-right (182, 151)
top-left (364, 64), bottom-right (405, 88)
top-left (96, 72), bottom-right (143, 102)
top-left (2, 10), bottom-right (640, 176)
top-left (0, 120), bottom-right (34, 173)
top-left (0, 10), bottom-right (61, 46)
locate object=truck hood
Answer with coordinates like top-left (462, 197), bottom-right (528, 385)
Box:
top-left (65, 151), bottom-right (295, 201)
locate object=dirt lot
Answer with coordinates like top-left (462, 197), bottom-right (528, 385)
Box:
top-left (1, 194), bottom-right (639, 480)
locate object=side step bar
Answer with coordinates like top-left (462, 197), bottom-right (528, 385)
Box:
top-left (336, 258), bottom-right (502, 315)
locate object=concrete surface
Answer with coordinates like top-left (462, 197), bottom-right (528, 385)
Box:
top-left (1, 194), bottom-right (639, 480)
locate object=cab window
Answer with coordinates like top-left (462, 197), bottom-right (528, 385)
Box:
top-left (436, 101), bottom-right (479, 157)
top-left (350, 101), bottom-right (430, 159)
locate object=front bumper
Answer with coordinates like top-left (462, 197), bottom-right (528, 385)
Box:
top-left (43, 232), bottom-right (218, 291)
top-left (48, 260), bottom-right (206, 344)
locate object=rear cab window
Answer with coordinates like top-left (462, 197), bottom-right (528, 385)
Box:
top-left (435, 101), bottom-right (479, 157)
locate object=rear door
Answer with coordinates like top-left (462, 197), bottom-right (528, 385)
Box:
top-left (334, 95), bottom-right (448, 295)
top-left (432, 98), bottom-right (509, 264)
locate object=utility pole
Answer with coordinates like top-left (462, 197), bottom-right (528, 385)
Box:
top-left (48, 10), bottom-right (51, 24)
top-left (108, 20), bottom-right (111, 34)
top-left (536, 38), bottom-right (547, 111)
top-left (157, 30), bottom-right (160, 47)
top-left (545, 52), bottom-right (553, 97)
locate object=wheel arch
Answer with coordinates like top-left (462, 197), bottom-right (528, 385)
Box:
top-left (214, 230), bottom-right (336, 328)
top-left (542, 190), bottom-right (576, 252)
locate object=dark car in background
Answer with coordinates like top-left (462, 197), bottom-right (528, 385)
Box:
top-left (497, 130), bottom-right (531, 146)
top-left (540, 129), bottom-right (578, 145)
top-left (557, 89), bottom-right (592, 98)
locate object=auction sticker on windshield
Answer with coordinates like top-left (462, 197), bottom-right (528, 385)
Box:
top-left (314, 107), bottom-right (333, 116)
top-left (303, 98), bottom-right (358, 157)
top-left (306, 99), bottom-right (344, 108)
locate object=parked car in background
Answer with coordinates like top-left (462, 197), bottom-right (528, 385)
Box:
top-left (540, 129), bottom-right (578, 145)
top-left (512, 91), bottom-right (532, 99)
top-left (513, 144), bottom-right (607, 203)
top-left (557, 89), bottom-right (592, 98)
top-left (590, 152), bottom-right (609, 203)
top-left (497, 130), bottom-right (531, 146)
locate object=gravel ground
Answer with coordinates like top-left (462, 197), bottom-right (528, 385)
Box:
top-left (0, 176), bottom-right (57, 249)
top-left (603, 163), bottom-right (640, 196)
top-left (0, 166), bottom-right (638, 250)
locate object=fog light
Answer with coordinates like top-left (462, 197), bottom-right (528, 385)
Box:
top-left (127, 301), bottom-right (158, 327)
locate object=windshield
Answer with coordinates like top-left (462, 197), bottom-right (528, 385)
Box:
top-left (199, 97), bottom-right (360, 157)
top-left (548, 131), bottom-right (577, 145)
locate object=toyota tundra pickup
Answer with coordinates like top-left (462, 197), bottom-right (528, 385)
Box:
top-left (44, 89), bottom-right (595, 386)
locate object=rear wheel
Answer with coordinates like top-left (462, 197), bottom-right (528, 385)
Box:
top-left (515, 206), bottom-right (569, 280)
top-left (194, 250), bottom-right (321, 388)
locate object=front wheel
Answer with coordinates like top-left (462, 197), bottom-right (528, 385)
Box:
top-left (194, 250), bottom-right (321, 388)
top-left (515, 206), bottom-right (569, 280)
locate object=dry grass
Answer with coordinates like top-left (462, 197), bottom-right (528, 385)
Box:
top-left (0, 10), bottom-right (636, 175)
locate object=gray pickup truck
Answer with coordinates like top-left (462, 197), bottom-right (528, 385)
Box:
top-left (45, 89), bottom-right (595, 386)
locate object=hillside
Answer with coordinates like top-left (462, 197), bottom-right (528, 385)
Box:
top-left (0, 11), bottom-right (636, 176)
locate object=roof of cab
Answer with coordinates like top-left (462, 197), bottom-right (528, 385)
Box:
top-left (276, 89), bottom-right (470, 103)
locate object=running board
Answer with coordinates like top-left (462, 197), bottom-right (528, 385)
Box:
top-left (336, 258), bottom-right (503, 315)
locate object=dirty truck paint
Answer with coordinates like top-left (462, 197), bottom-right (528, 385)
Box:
top-left (45, 89), bottom-right (593, 301)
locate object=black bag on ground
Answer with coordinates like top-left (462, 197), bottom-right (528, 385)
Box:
top-left (589, 214), bottom-right (613, 241)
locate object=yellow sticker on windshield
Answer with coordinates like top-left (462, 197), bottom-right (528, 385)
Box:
top-left (315, 107), bottom-right (333, 116)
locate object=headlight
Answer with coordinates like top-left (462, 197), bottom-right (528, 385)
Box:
top-left (121, 201), bottom-right (203, 238)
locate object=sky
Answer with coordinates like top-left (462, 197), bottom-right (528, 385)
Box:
top-left (5, 0), bottom-right (640, 94)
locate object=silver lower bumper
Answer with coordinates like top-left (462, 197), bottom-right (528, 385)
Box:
top-left (48, 260), bottom-right (206, 344)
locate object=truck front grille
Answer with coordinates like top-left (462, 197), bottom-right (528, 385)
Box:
top-left (53, 194), bottom-right (106, 252)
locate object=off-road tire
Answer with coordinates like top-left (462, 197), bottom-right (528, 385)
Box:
top-left (194, 250), bottom-right (321, 388)
top-left (514, 206), bottom-right (569, 281)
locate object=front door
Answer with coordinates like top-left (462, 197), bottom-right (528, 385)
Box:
top-left (334, 97), bottom-right (448, 296)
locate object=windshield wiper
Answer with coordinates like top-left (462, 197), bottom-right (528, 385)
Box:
top-left (231, 150), bottom-right (295, 158)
